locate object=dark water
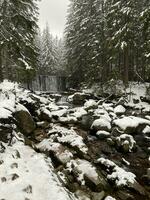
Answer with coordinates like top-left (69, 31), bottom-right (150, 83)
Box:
top-left (26, 75), bottom-right (66, 92)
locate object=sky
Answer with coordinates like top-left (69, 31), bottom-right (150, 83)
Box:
top-left (38, 0), bottom-right (70, 38)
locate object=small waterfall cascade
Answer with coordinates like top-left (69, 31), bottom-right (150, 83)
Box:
top-left (26, 75), bottom-right (66, 92)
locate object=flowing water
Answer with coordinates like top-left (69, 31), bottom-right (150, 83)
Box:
top-left (27, 75), bottom-right (66, 92)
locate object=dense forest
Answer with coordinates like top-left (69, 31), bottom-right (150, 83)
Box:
top-left (0, 0), bottom-right (150, 88)
top-left (0, 1), bottom-right (150, 200)
top-left (65, 0), bottom-right (150, 87)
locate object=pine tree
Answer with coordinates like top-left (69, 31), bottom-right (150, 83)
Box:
top-left (0, 0), bottom-right (39, 84)
top-left (40, 24), bottom-right (58, 75)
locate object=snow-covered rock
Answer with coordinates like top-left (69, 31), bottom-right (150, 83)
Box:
top-left (114, 105), bottom-right (126, 115)
top-left (104, 196), bottom-right (116, 200)
top-left (96, 131), bottom-right (111, 140)
top-left (70, 107), bottom-right (87, 119)
top-left (37, 106), bottom-right (52, 122)
top-left (48, 125), bottom-right (88, 154)
top-left (84, 99), bottom-right (98, 111)
top-left (115, 134), bottom-right (136, 153)
top-left (37, 141), bottom-right (73, 164)
top-left (91, 118), bottom-right (111, 132)
top-left (113, 116), bottom-right (150, 134)
top-left (66, 159), bottom-right (106, 190)
top-left (98, 158), bottom-right (136, 187)
top-left (68, 92), bottom-right (90, 105)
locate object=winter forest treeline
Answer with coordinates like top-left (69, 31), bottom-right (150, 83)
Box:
top-left (65, 0), bottom-right (150, 87)
top-left (0, 0), bottom-right (150, 89)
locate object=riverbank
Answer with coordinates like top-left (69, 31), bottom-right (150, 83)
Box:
top-left (0, 80), bottom-right (149, 200)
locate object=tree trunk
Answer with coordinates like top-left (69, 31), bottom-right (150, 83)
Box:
top-left (0, 51), bottom-right (3, 82)
top-left (123, 47), bottom-right (129, 86)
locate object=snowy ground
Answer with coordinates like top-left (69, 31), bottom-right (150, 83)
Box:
top-left (0, 140), bottom-right (76, 200)
top-left (0, 80), bottom-right (150, 200)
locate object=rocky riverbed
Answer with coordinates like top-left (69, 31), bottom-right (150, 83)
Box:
top-left (0, 80), bottom-right (150, 200)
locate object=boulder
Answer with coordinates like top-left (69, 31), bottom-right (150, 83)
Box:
top-left (14, 105), bottom-right (36, 136)
top-left (84, 99), bottom-right (98, 111)
top-left (91, 118), bottom-right (111, 132)
top-left (37, 107), bottom-right (52, 122)
top-left (96, 131), bottom-right (111, 140)
top-left (114, 105), bottom-right (126, 115)
top-left (113, 116), bottom-right (150, 134)
top-left (0, 124), bottom-right (13, 143)
top-left (68, 93), bottom-right (90, 105)
top-left (115, 134), bottom-right (136, 153)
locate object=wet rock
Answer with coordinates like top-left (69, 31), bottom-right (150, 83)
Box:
top-left (33, 128), bottom-right (47, 142)
top-left (96, 131), bottom-right (111, 140)
top-left (68, 93), bottom-right (90, 105)
top-left (37, 107), bottom-right (52, 122)
top-left (91, 191), bottom-right (105, 200)
top-left (14, 109), bottom-right (36, 136)
top-left (128, 181), bottom-right (146, 196)
top-left (0, 124), bottom-right (13, 143)
top-left (36, 121), bottom-right (50, 129)
top-left (75, 190), bottom-right (91, 200)
top-left (116, 190), bottom-right (134, 200)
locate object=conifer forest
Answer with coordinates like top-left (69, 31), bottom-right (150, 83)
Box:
top-left (0, 1), bottom-right (150, 200)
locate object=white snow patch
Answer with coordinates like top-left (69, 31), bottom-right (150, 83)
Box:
top-left (0, 141), bottom-right (77, 200)
top-left (67, 159), bottom-right (99, 185)
top-left (114, 116), bottom-right (150, 131)
top-left (98, 158), bottom-right (136, 187)
top-left (114, 105), bottom-right (126, 114)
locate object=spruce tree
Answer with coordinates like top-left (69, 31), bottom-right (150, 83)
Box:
top-left (0, 0), bottom-right (39, 84)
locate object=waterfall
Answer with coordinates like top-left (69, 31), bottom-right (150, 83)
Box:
top-left (27, 75), bottom-right (66, 92)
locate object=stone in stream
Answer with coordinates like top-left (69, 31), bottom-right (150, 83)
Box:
top-left (68, 92), bottom-right (91, 105)
top-left (14, 109), bottom-right (36, 136)
top-left (91, 118), bottom-right (111, 132)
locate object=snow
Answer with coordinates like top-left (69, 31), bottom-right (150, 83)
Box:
top-left (48, 125), bottom-right (88, 154)
top-left (104, 196), bottom-right (116, 200)
top-left (51, 108), bottom-right (67, 118)
top-left (71, 107), bottom-right (87, 119)
top-left (96, 130), bottom-right (110, 138)
top-left (67, 159), bottom-right (99, 185)
top-left (143, 125), bottom-right (150, 134)
top-left (94, 108), bottom-right (111, 122)
top-left (116, 134), bottom-right (136, 152)
top-left (98, 158), bottom-right (136, 187)
top-left (113, 116), bottom-right (150, 131)
top-left (0, 141), bottom-right (77, 200)
top-left (0, 80), bottom-right (19, 92)
top-left (0, 106), bottom-right (13, 119)
top-left (37, 140), bottom-right (61, 152)
top-left (59, 116), bottom-right (77, 124)
top-left (37, 140), bottom-right (73, 164)
top-left (15, 103), bottom-right (30, 114)
top-left (84, 99), bottom-right (97, 110)
top-left (114, 105), bottom-right (126, 114)
top-left (91, 118), bottom-right (111, 131)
